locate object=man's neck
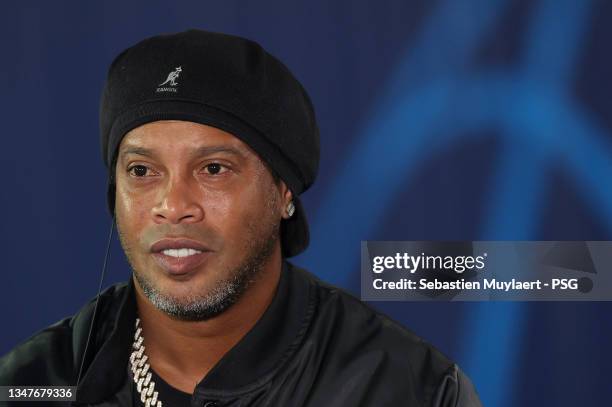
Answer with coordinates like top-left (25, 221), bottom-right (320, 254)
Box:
top-left (133, 253), bottom-right (283, 394)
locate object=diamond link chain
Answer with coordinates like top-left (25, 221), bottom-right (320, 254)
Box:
top-left (131, 318), bottom-right (162, 407)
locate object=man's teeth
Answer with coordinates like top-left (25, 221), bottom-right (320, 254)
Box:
top-left (161, 248), bottom-right (203, 257)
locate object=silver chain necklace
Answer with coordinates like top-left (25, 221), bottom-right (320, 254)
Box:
top-left (130, 317), bottom-right (163, 407)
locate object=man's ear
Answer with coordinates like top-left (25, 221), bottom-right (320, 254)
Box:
top-left (280, 181), bottom-right (294, 220)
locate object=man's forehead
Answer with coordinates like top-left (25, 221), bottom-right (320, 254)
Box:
top-left (118, 120), bottom-right (255, 158)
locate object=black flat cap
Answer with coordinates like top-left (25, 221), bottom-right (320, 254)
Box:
top-left (100, 29), bottom-right (320, 257)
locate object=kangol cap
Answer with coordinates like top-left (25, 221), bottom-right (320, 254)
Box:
top-left (100, 29), bottom-right (320, 257)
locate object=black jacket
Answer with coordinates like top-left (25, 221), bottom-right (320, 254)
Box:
top-left (0, 261), bottom-right (482, 407)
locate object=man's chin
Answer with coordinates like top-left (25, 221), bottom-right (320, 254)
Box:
top-left (133, 271), bottom-right (244, 321)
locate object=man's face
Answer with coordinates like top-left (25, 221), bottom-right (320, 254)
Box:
top-left (114, 120), bottom-right (289, 321)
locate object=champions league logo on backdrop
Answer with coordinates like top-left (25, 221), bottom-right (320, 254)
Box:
top-left (156, 66), bottom-right (182, 93)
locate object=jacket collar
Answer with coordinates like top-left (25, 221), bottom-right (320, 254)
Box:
top-left (75, 260), bottom-right (315, 404)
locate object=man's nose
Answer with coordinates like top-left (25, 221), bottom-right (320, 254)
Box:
top-left (151, 175), bottom-right (204, 224)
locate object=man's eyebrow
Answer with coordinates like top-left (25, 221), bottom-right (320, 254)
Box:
top-left (190, 145), bottom-right (247, 158)
top-left (120, 145), bottom-right (247, 160)
top-left (120, 146), bottom-right (155, 159)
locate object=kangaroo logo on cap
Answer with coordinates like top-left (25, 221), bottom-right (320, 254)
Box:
top-left (156, 66), bottom-right (182, 93)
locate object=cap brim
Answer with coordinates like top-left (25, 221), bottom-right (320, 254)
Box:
top-left (106, 100), bottom-right (304, 195)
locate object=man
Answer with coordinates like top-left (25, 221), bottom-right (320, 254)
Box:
top-left (0, 29), bottom-right (482, 406)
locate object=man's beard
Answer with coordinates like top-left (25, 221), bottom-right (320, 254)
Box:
top-left (118, 216), bottom-right (279, 322)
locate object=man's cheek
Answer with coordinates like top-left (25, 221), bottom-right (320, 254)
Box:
top-left (116, 185), bottom-right (146, 215)
top-left (203, 190), bottom-right (233, 214)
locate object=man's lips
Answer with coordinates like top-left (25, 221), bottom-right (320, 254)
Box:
top-left (150, 238), bottom-right (212, 253)
top-left (150, 238), bottom-right (213, 275)
top-left (151, 251), bottom-right (211, 276)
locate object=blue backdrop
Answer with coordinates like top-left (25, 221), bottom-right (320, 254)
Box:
top-left (2, 1), bottom-right (612, 406)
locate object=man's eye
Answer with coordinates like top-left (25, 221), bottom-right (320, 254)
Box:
top-left (127, 165), bottom-right (150, 177)
top-left (203, 163), bottom-right (228, 175)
